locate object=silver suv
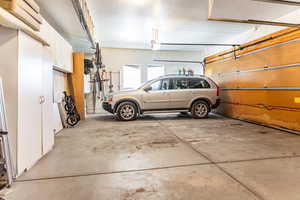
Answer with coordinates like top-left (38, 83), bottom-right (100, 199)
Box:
top-left (103, 75), bottom-right (220, 121)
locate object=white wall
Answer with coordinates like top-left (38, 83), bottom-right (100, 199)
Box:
top-left (98, 48), bottom-right (204, 90)
top-left (102, 48), bottom-right (204, 74)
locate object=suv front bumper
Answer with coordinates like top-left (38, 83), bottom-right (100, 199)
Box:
top-left (102, 102), bottom-right (114, 113)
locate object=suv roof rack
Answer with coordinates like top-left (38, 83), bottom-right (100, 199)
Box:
top-left (159, 74), bottom-right (205, 78)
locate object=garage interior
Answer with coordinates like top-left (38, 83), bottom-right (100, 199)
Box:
top-left (0, 0), bottom-right (300, 199)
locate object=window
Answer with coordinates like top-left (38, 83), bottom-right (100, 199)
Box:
top-left (189, 78), bottom-right (211, 89)
top-left (149, 80), bottom-right (161, 91)
top-left (149, 79), bottom-right (170, 91)
top-left (172, 78), bottom-right (189, 90)
top-left (122, 65), bottom-right (141, 89)
top-left (161, 79), bottom-right (169, 90)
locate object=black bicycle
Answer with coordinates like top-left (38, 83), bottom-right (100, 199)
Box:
top-left (63, 92), bottom-right (80, 127)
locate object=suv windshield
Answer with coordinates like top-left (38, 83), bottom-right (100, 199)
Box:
top-left (138, 79), bottom-right (157, 89)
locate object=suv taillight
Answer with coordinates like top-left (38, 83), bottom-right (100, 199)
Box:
top-left (217, 87), bottom-right (220, 97)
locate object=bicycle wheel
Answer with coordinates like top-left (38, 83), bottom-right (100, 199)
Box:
top-left (64, 103), bottom-right (75, 112)
top-left (66, 114), bottom-right (80, 127)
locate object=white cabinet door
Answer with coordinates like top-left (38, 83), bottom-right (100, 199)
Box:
top-left (42, 46), bottom-right (54, 155)
top-left (17, 32), bottom-right (43, 174)
top-left (64, 42), bottom-right (73, 73)
top-left (40, 21), bottom-right (56, 64)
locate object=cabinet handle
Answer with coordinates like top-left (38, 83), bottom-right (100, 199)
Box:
top-left (39, 96), bottom-right (46, 104)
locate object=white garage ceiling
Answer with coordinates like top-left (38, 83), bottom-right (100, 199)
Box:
top-left (35, 0), bottom-right (300, 52)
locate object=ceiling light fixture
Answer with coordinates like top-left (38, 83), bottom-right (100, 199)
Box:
top-left (151, 28), bottom-right (160, 51)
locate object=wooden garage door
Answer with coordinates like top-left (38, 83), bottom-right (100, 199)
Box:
top-left (205, 28), bottom-right (300, 132)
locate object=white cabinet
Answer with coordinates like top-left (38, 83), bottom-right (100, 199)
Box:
top-left (18, 31), bottom-right (44, 173)
top-left (39, 20), bottom-right (73, 73)
top-left (41, 45), bottom-right (55, 155)
top-left (0, 27), bottom-right (54, 176)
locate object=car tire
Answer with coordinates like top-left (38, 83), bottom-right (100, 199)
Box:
top-left (116, 102), bottom-right (138, 121)
top-left (191, 100), bottom-right (210, 119)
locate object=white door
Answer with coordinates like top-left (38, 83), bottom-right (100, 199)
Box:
top-left (41, 46), bottom-right (54, 155)
top-left (17, 32), bottom-right (43, 174)
top-left (122, 65), bottom-right (141, 89)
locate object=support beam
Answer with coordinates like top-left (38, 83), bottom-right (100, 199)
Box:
top-left (252, 0), bottom-right (300, 6)
top-left (208, 17), bottom-right (300, 28)
top-left (70, 53), bottom-right (86, 120)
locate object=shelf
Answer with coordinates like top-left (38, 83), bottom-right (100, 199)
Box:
top-left (0, 7), bottom-right (49, 46)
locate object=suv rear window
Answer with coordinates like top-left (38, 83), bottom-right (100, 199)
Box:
top-left (189, 78), bottom-right (211, 89)
top-left (170, 78), bottom-right (211, 90)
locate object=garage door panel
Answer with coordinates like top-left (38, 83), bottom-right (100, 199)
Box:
top-left (238, 104), bottom-right (270, 124)
top-left (238, 91), bottom-right (267, 105)
top-left (264, 40), bottom-right (300, 67)
top-left (218, 104), bottom-right (300, 132)
top-left (220, 90), bottom-right (240, 103)
top-left (237, 39), bottom-right (300, 70)
top-left (209, 60), bottom-right (237, 73)
top-left (269, 109), bottom-right (300, 131)
top-left (219, 74), bottom-right (238, 88)
top-left (267, 91), bottom-right (300, 109)
top-left (237, 71), bottom-right (267, 88)
top-left (206, 28), bottom-right (300, 132)
top-left (268, 67), bottom-right (300, 88)
top-left (237, 53), bottom-right (268, 71)
top-left (216, 103), bottom-right (241, 118)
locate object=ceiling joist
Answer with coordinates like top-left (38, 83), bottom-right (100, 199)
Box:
top-left (252, 0), bottom-right (300, 6)
top-left (160, 43), bottom-right (240, 47)
top-left (208, 18), bottom-right (300, 28)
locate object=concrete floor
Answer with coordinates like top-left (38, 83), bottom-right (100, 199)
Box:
top-left (4, 114), bottom-right (300, 200)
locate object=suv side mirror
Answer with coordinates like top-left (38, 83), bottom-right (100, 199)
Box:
top-left (144, 86), bottom-right (152, 92)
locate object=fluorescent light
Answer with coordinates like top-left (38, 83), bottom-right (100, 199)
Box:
top-left (151, 40), bottom-right (161, 50)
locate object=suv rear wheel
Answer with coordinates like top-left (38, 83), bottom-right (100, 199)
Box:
top-left (116, 102), bottom-right (138, 121)
top-left (191, 100), bottom-right (210, 119)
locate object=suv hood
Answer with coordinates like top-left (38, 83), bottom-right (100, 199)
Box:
top-left (109, 89), bottom-right (139, 96)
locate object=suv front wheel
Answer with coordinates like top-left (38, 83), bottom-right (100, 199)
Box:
top-left (115, 102), bottom-right (138, 121)
top-left (191, 100), bottom-right (210, 119)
